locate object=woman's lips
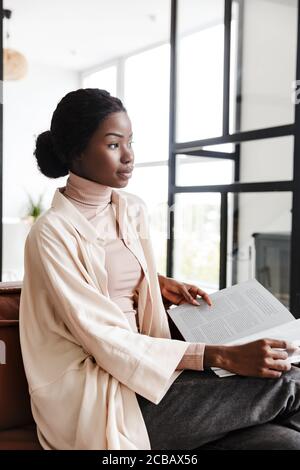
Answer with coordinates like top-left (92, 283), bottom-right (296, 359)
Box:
top-left (117, 171), bottom-right (132, 180)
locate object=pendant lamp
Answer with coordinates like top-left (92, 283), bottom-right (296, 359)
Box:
top-left (3, 9), bottom-right (28, 81)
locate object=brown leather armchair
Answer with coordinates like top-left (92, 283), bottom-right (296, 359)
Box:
top-left (0, 281), bottom-right (42, 450)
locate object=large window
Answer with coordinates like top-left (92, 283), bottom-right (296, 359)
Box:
top-left (80, 0), bottom-right (300, 312)
top-left (169, 0), bottom-right (300, 316)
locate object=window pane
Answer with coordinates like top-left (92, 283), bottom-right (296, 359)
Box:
top-left (83, 66), bottom-right (117, 96)
top-left (176, 0), bottom-right (224, 142)
top-left (176, 155), bottom-right (234, 186)
top-left (237, 0), bottom-right (297, 132)
top-left (126, 165), bottom-right (168, 274)
top-left (238, 136), bottom-right (294, 183)
top-left (124, 45), bottom-right (170, 164)
top-left (203, 144), bottom-right (235, 153)
top-left (227, 192), bottom-right (292, 308)
top-left (173, 193), bottom-right (221, 292)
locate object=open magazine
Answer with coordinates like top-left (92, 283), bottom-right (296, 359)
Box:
top-left (167, 279), bottom-right (300, 377)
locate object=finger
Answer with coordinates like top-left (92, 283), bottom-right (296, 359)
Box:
top-left (182, 286), bottom-right (200, 306)
top-left (196, 289), bottom-right (212, 306)
top-left (260, 369), bottom-right (282, 379)
top-left (264, 358), bottom-right (291, 372)
top-left (271, 361), bottom-right (292, 372)
top-left (189, 286), bottom-right (212, 306)
top-left (270, 349), bottom-right (289, 360)
top-left (265, 338), bottom-right (293, 350)
top-left (202, 293), bottom-right (212, 306)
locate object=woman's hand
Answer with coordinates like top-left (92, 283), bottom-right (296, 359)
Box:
top-left (158, 273), bottom-right (212, 308)
top-left (204, 338), bottom-right (295, 378)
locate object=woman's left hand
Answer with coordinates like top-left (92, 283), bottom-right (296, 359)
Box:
top-left (158, 274), bottom-right (212, 309)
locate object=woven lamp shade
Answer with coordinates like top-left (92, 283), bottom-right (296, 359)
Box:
top-left (4, 48), bottom-right (28, 80)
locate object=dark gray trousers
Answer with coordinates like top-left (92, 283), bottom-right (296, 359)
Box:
top-left (136, 367), bottom-right (300, 450)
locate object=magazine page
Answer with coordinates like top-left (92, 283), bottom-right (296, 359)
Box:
top-left (167, 279), bottom-right (295, 345)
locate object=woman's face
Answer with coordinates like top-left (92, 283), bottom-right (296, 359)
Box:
top-left (71, 111), bottom-right (134, 188)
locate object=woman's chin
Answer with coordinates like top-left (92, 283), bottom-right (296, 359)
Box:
top-left (111, 180), bottom-right (128, 189)
top-left (115, 176), bottom-right (131, 188)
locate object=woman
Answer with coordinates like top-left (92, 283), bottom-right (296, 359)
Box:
top-left (19, 88), bottom-right (300, 450)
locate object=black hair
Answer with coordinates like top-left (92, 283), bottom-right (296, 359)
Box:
top-left (34, 88), bottom-right (126, 178)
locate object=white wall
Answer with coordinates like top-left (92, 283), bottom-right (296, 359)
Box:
top-left (236, 0), bottom-right (297, 283)
top-left (3, 62), bottom-right (80, 280)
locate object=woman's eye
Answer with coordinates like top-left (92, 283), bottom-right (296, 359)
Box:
top-left (108, 141), bottom-right (134, 150)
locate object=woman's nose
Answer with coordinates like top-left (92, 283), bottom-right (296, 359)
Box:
top-left (121, 146), bottom-right (134, 164)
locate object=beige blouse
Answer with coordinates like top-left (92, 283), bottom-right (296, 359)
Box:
top-left (20, 181), bottom-right (207, 449)
top-left (63, 171), bottom-right (204, 370)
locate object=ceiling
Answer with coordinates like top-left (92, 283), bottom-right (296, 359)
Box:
top-left (4, 0), bottom-right (295, 73)
top-left (3, 0), bottom-right (172, 71)
top-left (3, 0), bottom-right (230, 72)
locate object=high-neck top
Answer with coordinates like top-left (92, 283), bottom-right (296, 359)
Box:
top-left (63, 171), bottom-right (144, 333)
top-left (64, 171), bottom-right (113, 212)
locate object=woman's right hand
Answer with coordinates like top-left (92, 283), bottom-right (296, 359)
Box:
top-left (204, 338), bottom-right (295, 378)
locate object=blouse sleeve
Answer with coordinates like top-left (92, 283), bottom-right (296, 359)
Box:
top-left (29, 224), bottom-right (190, 405)
top-left (175, 343), bottom-right (205, 370)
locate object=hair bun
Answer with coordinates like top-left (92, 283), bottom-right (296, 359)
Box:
top-left (34, 130), bottom-right (68, 178)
